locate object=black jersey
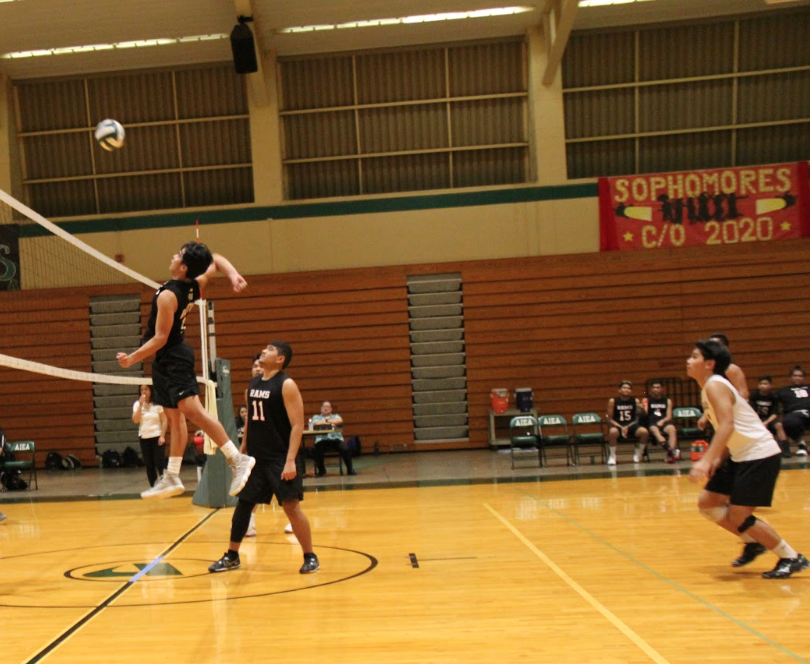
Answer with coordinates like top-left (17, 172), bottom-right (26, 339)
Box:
top-left (143, 279), bottom-right (199, 356)
top-left (778, 384), bottom-right (810, 414)
top-left (246, 371), bottom-right (293, 462)
top-left (646, 396), bottom-right (670, 424)
top-left (612, 397), bottom-right (639, 425)
top-left (748, 390), bottom-right (779, 421)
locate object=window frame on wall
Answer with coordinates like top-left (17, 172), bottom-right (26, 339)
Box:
top-left (13, 62), bottom-right (254, 219)
top-left (277, 38), bottom-right (530, 200)
top-left (562, 9), bottom-right (810, 179)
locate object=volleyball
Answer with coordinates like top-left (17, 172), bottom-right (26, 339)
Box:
top-left (94, 119), bottom-right (125, 151)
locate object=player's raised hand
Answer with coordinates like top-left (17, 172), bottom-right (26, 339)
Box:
top-left (117, 352), bottom-right (133, 368)
top-left (231, 273), bottom-right (248, 293)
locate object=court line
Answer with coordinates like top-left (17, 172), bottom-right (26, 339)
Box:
top-left (483, 502), bottom-right (672, 664)
top-left (21, 509), bottom-right (219, 664)
top-left (518, 494), bottom-right (810, 664)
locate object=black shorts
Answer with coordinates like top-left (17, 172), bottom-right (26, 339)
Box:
top-left (704, 453), bottom-right (781, 507)
top-left (612, 423), bottom-right (646, 441)
top-left (648, 419), bottom-right (673, 431)
top-left (238, 457), bottom-right (304, 506)
top-left (151, 344), bottom-right (199, 408)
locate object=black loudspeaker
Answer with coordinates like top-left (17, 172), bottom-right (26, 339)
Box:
top-left (230, 22), bottom-right (258, 74)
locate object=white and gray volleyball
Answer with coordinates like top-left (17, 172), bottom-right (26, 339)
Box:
top-left (94, 119), bottom-right (125, 151)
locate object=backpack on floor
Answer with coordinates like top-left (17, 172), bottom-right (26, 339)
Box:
top-left (2, 469), bottom-right (27, 491)
top-left (345, 435), bottom-right (362, 457)
top-left (102, 449), bottom-right (122, 468)
top-left (45, 452), bottom-right (63, 470)
top-left (121, 447), bottom-right (143, 468)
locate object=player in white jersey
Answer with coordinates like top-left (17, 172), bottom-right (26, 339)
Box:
top-left (687, 339), bottom-right (807, 579)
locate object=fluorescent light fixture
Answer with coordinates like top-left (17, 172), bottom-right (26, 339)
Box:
top-left (279, 6), bottom-right (535, 34)
top-left (1, 33), bottom-right (228, 59)
top-left (579, 0), bottom-right (656, 6)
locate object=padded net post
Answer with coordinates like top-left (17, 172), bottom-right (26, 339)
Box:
top-left (193, 358), bottom-right (238, 508)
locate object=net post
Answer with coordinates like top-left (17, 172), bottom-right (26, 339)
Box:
top-left (193, 358), bottom-right (238, 508)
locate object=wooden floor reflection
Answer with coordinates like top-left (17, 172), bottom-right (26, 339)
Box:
top-left (2, 467), bottom-right (809, 664)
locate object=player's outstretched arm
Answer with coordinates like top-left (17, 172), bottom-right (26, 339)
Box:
top-left (197, 253), bottom-right (247, 293)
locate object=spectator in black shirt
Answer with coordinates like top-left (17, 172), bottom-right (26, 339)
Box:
top-left (749, 375), bottom-right (785, 457)
top-left (777, 365), bottom-right (810, 456)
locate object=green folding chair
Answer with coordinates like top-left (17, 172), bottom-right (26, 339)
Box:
top-left (572, 413), bottom-right (608, 465)
top-left (537, 414), bottom-right (574, 466)
top-left (509, 415), bottom-right (541, 469)
top-left (3, 440), bottom-right (38, 490)
top-left (673, 407), bottom-right (703, 442)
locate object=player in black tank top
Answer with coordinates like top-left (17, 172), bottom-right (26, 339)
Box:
top-left (606, 380), bottom-right (650, 465)
top-left (775, 366), bottom-right (810, 456)
top-left (208, 341), bottom-right (320, 575)
top-left (117, 241), bottom-right (254, 501)
top-left (643, 381), bottom-right (680, 462)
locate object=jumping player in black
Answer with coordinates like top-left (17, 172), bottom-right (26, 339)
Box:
top-left (209, 341), bottom-right (319, 574)
top-left (117, 242), bottom-right (254, 500)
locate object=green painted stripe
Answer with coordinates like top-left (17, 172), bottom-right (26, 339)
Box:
top-left (18, 182), bottom-right (598, 237)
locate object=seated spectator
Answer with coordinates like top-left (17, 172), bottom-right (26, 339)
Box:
top-left (776, 365), bottom-right (810, 457)
top-left (311, 401), bottom-right (356, 477)
top-left (236, 405), bottom-right (248, 447)
top-left (643, 381), bottom-right (680, 463)
top-left (607, 380), bottom-right (649, 465)
top-left (749, 375), bottom-right (784, 456)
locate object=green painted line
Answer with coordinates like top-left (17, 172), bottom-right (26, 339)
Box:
top-left (18, 182), bottom-right (598, 237)
top-left (521, 489), bottom-right (809, 664)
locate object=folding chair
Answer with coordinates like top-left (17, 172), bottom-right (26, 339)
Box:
top-left (673, 407), bottom-right (703, 442)
top-left (571, 413), bottom-right (608, 465)
top-left (537, 414), bottom-right (574, 466)
top-left (509, 415), bottom-right (541, 469)
top-left (3, 440), bottom-right (38, 490)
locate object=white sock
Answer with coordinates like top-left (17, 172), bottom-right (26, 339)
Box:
top-left (220, 441), bottom-right (239, 461)
top-left (609, 450), bottom-right (616, 461)
top-left (771, 539), bottom-right (798, 559)
top-left (167, 457), bottom-right (182, 476)
top-left (739, 533), bottom-right (756, 543)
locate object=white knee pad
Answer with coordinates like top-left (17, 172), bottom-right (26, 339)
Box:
top-left (699, 506), bottom-right (728, 523)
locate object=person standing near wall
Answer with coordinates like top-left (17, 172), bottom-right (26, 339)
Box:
top-left (132, 384), bottom-right (168, 487)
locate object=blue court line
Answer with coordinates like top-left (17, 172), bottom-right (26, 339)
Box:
top-left (129, 556), bottom-right (165, 583)
top-left (519, 489), bottom-right (809, 664)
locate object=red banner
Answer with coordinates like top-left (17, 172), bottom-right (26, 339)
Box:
top-left (599, 162), bottom-right (810, 251)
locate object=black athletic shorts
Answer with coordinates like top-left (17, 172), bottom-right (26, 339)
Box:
top-left (151, 343), bottom-right (199, 409)
top-left (704, 453), bottom-right (781, 507)
top-left (238, 457), bottom-right (304, 506)
top-left (612, 423), bottom-right (646, 441)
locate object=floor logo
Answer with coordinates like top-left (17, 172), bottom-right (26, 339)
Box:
top-left (67, 559), bottom-right (213, 582)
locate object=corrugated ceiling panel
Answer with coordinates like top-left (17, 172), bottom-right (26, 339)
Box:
top-left (638, 130), bottom-right (732, 173)
top-left (93, 124), bottom-right (179, 174)
top-left (563, 32), bottom-right (635, 89)
top-left (737, 71), bottom-right (810, 124)
top-left (87, 71), bottom-right (174, 124)
top-left (16, 80), bottom-right (86, 132)
top-left (279, 56), bottom-right (354, 111)
top-left (566, 139), bottom-right (635, 179)
top-left (453, 147), bottom-right (525, 187)
top-left (448, 40), bottom-right (526, 97)
top-left (184, 168), bottom-right (253, 207)
top-left (27, 180), bottom-right (96, 218)
top-left (359, 104), bottom-right (447, 153)
top-left (739, 11), bottom-right (810, 71)
top-left (356, 49), bottom-right (445, 104)
top-left (640, 79), bottom-right (733, 132)
top-left (97, 173), bottom-right (183, 213)
top-left (564, 88), bottom-right (634, 139)
top-left (283, 110), bottom-right (356, 160)
top-left (639, 22), bottom-right (734, 81)
top-left (23, 132), bottom-right (92, 180)
top-left (180, 119), bottom-right (251, 167)
top-left (286, 160), bottom-right (359, 199)
top-left (450, 98), bottom-right (525, 147)
top-left (363, 153), bottom-right (449, 194)
top-left (737, 123), bottom-right (810, 166)
top-left (175, 65), bottom-right (248, 118)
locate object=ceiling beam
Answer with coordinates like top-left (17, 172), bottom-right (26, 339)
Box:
top-left (233, 0), bottom-right (270, 107)
top-left (542, 0), bottom-right (578, 86)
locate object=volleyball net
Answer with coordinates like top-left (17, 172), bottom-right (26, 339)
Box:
top-left (0, 186), bottom-right (233, 472)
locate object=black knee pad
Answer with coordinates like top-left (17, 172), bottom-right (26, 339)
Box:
top-left (737, 515), bottom-right (757, 534)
